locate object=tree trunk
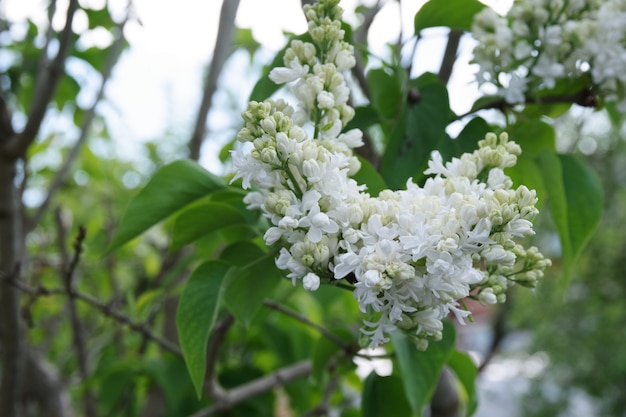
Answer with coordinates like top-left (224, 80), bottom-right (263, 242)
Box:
top-left (0, 159), bottom-right (25, 417)
top-left (23, 349), bottom-right (75, 417)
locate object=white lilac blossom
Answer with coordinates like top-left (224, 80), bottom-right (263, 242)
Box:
top-left (471, 0), bottom-right (626, 107)
top-left (232, 0), bottom-right (550, 349)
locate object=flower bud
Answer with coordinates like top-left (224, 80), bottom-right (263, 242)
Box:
top-left (303, 272), bottom-right (321, 291)
top-left (478, 288), bottom-right (498, 305)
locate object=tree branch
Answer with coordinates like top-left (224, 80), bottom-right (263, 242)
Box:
top-left (29, 19), bottom-right (128, 229)
top-left (299, 374), bottom-right (339, 417)
top-left (0, 95), bottom-right (15, 144)
top-left (455, 87), bottom-right (598, 120)
top-left (189, 360), bottom-right (313, 417)
top-left (187, 306), bottom-right (319, 417)
top-left (350, 0), bottom-right (382, 101)
top-left (348, 1), bottom-right (382, 168)
top-left (2, 275), bottom-right (182, 356)
top-left (438, 30), bottom-right (462, 85)
top-left (405, 32), bottom-right (421, 78)
top-left (1, 0), bottom-right (79, 160)
top-left (188, 0), bottom-right (240, 161)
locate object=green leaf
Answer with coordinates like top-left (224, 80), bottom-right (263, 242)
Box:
top-left (74, 45), bottom-right (113, 73)
top-left (367, 67), bottom-right (406, 121)
top-left (380, 74), bottom-right (450, 189)
top-left (537, 152), bottom-right (603, 282)
top-left (219, 241), bottom-right (266, 266)
top-left (340, 408), bottom-right (361, 417)
top-left (233, 27), bottom-right (261, 63)
top-left (447, 349), bottom-right (478, 416)
top-left (176, 260), bottom-right (230, 399)
top-left (84, 6), bottom-right (115, 29)
top-left (54, 75), bottom-right (81, 108)
top-left (140, 356), bottom-right (194, 412)
top-left (559, 154), bottom-right (603, 281)
top-left (345, 105), bottom-right (380, 132)
top-left (537, 151), bottom-right (570, 261)
top-left (505, 155), bottom-right (547, 209)
top-left (171, 202), bottom-right (249, 251)
top-left (353, 156), bottom-right (387, 197)
top-left (208, 187), bottom-right (258, 223)
top-left (391, 321), bottom-right (456, 417)
top-left (134, 289), bottom-right (162, 318)
top-left (219, 137), bottom-right (236, 163)
top-left (94, 359), bottom-right (140, 415)
top-left (414, 0), bottom-right (487, 32)
top-left (107, 160), bottom-right (225, 253)
top-left (447, 116), bottom-right (491, 158)
top-left (506, 119), bottom-right (556, 158)
top-left (468, 95), bottom-right (503, 115)
top-left (222, 254), bottom-right (283, 327)
top-left (362, 373), bottom-right (412, 417)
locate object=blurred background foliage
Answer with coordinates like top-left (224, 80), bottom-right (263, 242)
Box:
top-left (509, 108), bottom-right (626, 417)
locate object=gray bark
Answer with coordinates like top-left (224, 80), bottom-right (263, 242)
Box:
top-left (0, 160), bottom-right (26, 417)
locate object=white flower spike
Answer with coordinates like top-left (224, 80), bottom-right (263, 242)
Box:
top-left (232, 0), bottom-right (550, 349)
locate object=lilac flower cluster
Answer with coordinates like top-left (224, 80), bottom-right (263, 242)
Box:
top-left (232, 0), bottom-right (550, 348)
top-left (472, 0), bottom-right (626, 107)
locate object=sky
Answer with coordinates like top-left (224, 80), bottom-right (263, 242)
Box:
top-left (2, 0), bottom-right (512, 173)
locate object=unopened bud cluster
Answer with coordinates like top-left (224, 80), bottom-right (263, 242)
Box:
top-left (232, 0), bottom-right (550, 348)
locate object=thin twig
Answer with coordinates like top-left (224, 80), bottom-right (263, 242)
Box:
top-left (3, 276), bottom-right (182, 356)
top-left (29, 19), bottom-right (128, 229)
top-left (2, 0), bottom-right (79, 160)
top-left (350, 0), bottom-right (382, 101)
top-left (263, 300), bottom-right (354, 353)
top-left (188, 0), bottom-right (240, 161)
top-left (405, 32), bottom-right (421, 77)
top-left (62, 226), bottom-right (96, 417)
